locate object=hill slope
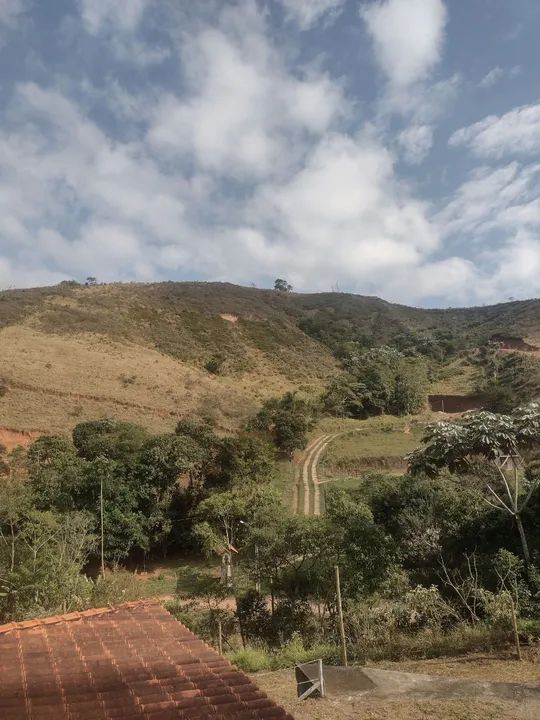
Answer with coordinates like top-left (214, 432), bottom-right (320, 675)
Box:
top-left (1, 281), bottom-right (539, 435)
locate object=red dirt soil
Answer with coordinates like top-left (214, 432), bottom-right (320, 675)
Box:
top-left (0, 427), bottom-right (42, 451)
top-left (492, 335), bottom-right (540, 352)
top-left (428, 395), bottom-right (484, 413)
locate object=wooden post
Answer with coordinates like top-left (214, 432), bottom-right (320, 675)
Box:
top-left (335, 565), bottom-right (347, 667)
top-left (217, 619), bottom-right (223, 655)
top-left (255, 545), bottom-right (261, 593)
top-left (510, 595), bottom-right (522, 661)
top-left (100, 474), bottom-right (105, 577)
top-left (318, 658), bottom-right (325, 698)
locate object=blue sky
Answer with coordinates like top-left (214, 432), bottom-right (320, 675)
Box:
top-left (1, 0), bottom-right (539, 307)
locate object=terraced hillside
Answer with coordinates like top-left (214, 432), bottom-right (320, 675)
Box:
top-left (1, 281), bottom-right (539, 436)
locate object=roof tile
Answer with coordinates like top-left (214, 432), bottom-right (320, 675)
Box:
top-left (0, 601), bottom-right (293, 719)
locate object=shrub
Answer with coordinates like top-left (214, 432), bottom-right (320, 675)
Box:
top-left (229, 647), bottom-right (272, 673)
top-left (205, 353), bottom-right (226, 375)
top-left (89, 570), bottom-right (142, 606)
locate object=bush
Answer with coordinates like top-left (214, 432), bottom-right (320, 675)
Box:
top-left (205, 353), bottom-right (226, 375)
top-left (229, 640), bottom-right (339, 672)
top-left (166, 602), bottom-right (236, 647)
top-left (229, 647), bottom-right (272, 673)
top-left (89, 570), bottom-right (142, 606)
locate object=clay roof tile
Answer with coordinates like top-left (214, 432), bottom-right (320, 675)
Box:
top-left (0, 601), bottom-right (293, 719)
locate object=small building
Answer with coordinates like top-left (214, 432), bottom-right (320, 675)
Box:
top-left (0, 601), bottom-right (294, 720)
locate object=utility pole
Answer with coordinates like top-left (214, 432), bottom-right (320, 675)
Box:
top-left (217, 619), bottom-right (223, 655)
top-left (100, 473), bottom-right (105, 577)
top-left (255, 545), bottom-right (260, 593)
top-left (510, 595), bottom-right (522, 661)
top-left (335, 565), bottom-right (347, 667)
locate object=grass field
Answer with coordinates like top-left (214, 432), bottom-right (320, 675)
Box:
top-left (429, 358), bottom-right (478, 395)
top-left (317, 415), bottom-right (427, 480)
top-left (273, 459), bottom-right (296, 509)
top-left (255, 650), bottom-right (540, 720)
top-left (0, 324), bottom-right (326, 435)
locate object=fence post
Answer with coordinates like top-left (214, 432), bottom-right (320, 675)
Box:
top-left (335, 565), bottom-right (348, 667)
top-left (217, 619), bottom-right (223, 655)
top-left (510, 595), bottom-right (522, 661)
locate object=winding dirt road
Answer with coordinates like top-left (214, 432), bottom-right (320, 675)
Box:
top-left (294, 434), bottom-right (337, 516)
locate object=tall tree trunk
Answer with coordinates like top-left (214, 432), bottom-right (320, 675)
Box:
top-left (515, 513), bottom-right (531, 566)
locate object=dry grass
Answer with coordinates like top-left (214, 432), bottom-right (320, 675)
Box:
top-left (255, 653), bottom-right (540, 720)
top-left (373, 648), bottom-right (540, 684)
top-left (0, 325), bottom-right (325, 434)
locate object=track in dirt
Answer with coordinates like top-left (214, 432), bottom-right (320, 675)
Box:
top-left (294, 434), bottom-right (337, 516)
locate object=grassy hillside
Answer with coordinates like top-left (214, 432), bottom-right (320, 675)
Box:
top-left (1, 280), bottom-right (540, 435)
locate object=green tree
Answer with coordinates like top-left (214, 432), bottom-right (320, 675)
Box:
top-left (323, 347), bottom-right (428, 418)
top-left (407, 405), bottom-right (540, 565)
top-left (194, 486), bottom-right (281, 585)
top-left (72, 419), bottom-right (149, 464)
top-left (248, 392), bottom-right (317, 456)
top-left (0, 510), bottom-right (94, 622)
top-left (274, 278), bottom-right (292, 292)
top-left (27, 436), bottom-right (84, 512)
top-left (211, 436), bottom-right (276, 489)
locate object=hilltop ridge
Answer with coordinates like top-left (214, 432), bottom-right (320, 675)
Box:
top-left (1, 281), bottom-right (539, 435)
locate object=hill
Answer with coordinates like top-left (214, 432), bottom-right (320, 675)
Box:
top-left (1, 281), bottom-right (540, 436)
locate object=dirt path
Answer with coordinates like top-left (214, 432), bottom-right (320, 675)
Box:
top-left (302, 435), bottom-right (329, 514)
top-left (311, 434), bottom-right (337, 516)
top-left (294, 434), bottom-right (338, 516)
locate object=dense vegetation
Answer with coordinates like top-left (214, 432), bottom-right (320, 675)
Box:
top-left (323, 347), bottom-right (428, 418)
top-left (2, 280), bottom-right (540, 669)
top-left (2, 399), bottom-right (540, 671)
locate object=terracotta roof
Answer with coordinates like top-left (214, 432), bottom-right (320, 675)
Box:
top-left (0, 600), bottom-right (294, 720)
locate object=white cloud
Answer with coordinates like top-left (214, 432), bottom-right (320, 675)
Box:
top-left (478, 65), bottom-right (521, 89)
top-left (77, 0), bottom-right (147, 34)
top-left (397, 124), bottom-right (433, 163)
top-left (432, 161), bottom-right (540, 303)
top-left (449, 103), bottom-right (540, 159)
top-left (0, 82), bottom-right (191, 282)
top-left (277, 0), bottom-right (345, 29)
top-left (235, 133), bottom-right (439, 290)
top-left (2, 0), bottom-right (539, 308)
top-left (76, 0), bottom-right (168, 65)
top-left (0, 0), bottom-right (25, 25)
top-left (0, 0), bottom-right (26, 42)
top-left (361, 0), bottom-right (447, 89)
top-left (437, 162), bottom-right (540, 236)
top-left (148, 5), bottom-right (345, 178)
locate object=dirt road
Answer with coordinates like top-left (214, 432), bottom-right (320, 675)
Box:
top-left (294, 434), bottom-right (337, 516)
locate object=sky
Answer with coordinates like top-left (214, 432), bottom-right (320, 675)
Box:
top-left (1, 0), bottom-right (539, 307)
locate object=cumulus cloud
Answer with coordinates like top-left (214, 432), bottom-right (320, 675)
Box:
top-left (0, 0), bottom-right (26, 42)
top-left (432, 161), bottom-right (540, 303)
top-left (1, 0), bottom-right (539, 307)
top-left (397, 124), bottom-right (433, 163)
top-left (148, 3), bottom-right (345, 178)
top-left (277, 0), bottom-right (346, 29)
top-left (361, 0), bottom-right (447, 89)
top-left (76, 0), bottom-right (168, 64)
top-left (243, 133), bottom-right (438, 288)
top-left (449, 103), bottom-right (540, 159)
top-left (478, 65), bottom-right (521, 89)
top-left (0, 82), bottom-right (191, 283)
